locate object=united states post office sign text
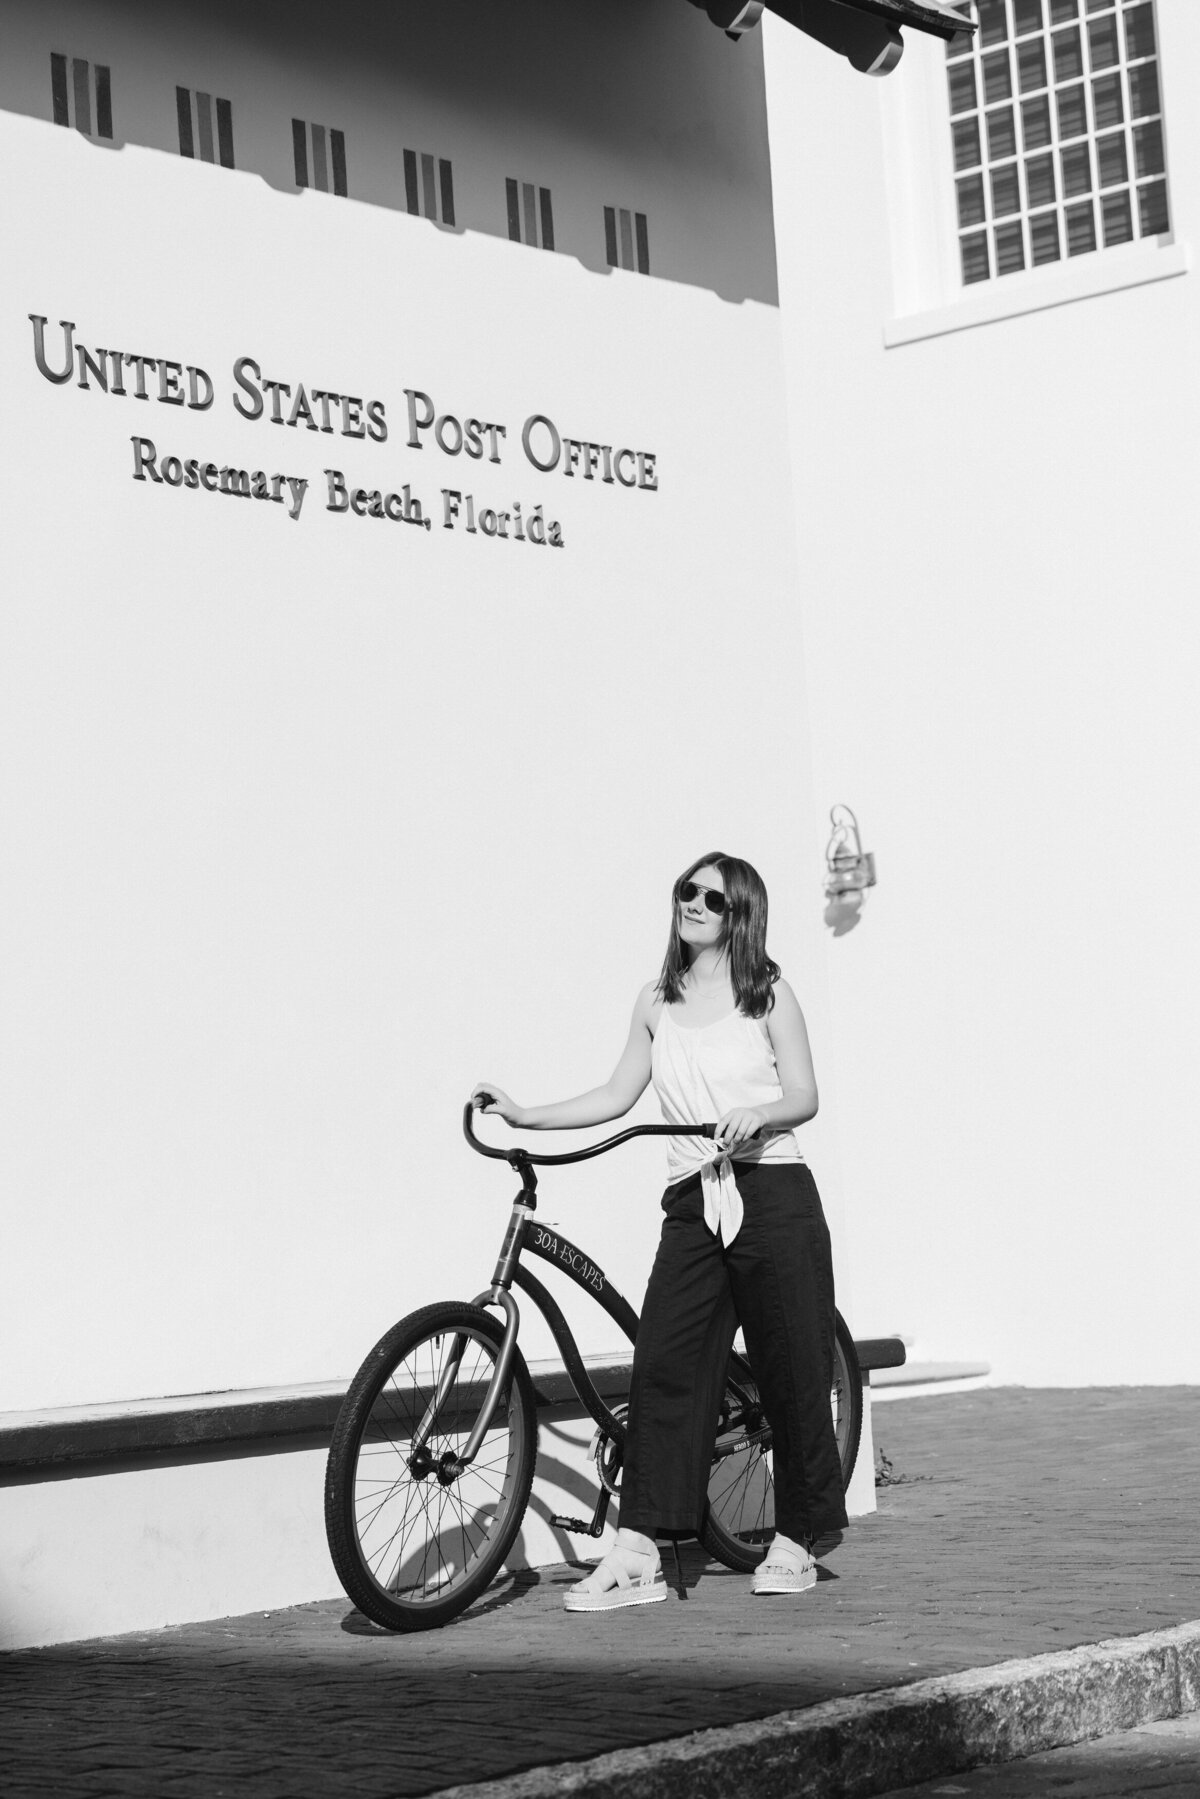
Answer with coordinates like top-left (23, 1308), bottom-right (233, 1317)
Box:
top-left (29, 315), bottom-right (660, 550)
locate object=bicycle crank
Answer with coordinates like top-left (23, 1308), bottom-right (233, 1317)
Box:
top-left (548, 1494), bottom-right (610, 1538)
top-left (548, 1404), bottom-right (628, 1538)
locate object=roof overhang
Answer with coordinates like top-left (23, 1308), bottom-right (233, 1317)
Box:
top-left (807, 0), bottom-right (970, 40)
top-left (689, 0), bottom-right (975, 76)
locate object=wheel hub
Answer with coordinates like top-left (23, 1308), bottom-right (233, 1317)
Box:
top-left (407, 1445), bottom-right (436, 1479)
top-left (436, 1450), bottom-right (464, 1486)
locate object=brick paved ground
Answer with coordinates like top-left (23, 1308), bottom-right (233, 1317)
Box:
top-left (3, 1388), bottom-right (1199, 1798)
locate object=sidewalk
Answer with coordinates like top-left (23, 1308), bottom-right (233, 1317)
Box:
top-left (3, 1388), bottom-right (1199, 1798)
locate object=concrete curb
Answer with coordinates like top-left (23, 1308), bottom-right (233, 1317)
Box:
top-left (428, 1620), bottom-right (1200, 1799)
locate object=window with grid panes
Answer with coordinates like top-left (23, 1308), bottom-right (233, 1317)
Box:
top-left (946, 0), bottom-right (1170, 286)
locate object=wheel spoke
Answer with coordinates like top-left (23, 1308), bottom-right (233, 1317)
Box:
top-left (706, 1372), bottom-right (776, 1559)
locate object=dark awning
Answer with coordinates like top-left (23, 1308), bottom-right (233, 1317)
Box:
top-left (689, 0), bottom-right (975, 76)
top-left (810, 0), bottom-right (970, 40)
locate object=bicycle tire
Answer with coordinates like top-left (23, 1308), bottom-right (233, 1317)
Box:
top-left (700, 1308), bottom-right (864, 1572)
top-left (324, 1301), bottom-right (538, 1631)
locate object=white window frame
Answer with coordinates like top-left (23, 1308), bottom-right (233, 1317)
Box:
top-left (879, 0), bottom-right (1188, 347)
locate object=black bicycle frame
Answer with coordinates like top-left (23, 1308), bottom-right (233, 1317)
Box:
top-left (515, 1215), bottom-right (763, 1457)
top-left (517, 1223), bottom-right (639, 1446)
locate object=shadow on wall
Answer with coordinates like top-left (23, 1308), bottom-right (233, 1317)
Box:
top-left (824, 891), bottom-right (865, 936)
top-left (0, 0), bottom-right (779, 306)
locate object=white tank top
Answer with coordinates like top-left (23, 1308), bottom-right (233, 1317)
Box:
top-left (650, 1003), bottom-right (802, 1244)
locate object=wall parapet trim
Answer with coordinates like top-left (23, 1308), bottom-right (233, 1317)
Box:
top-left (0, 1339), bottom-right (905, 1472)
top-left (0, 1359), bottom-right (631, 1471)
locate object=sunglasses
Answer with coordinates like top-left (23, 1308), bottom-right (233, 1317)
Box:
top-left (678, 881), bottom-right (726, 915)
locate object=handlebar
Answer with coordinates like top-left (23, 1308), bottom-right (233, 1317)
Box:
top-left (463, 1100), bottom-right (716, 1166)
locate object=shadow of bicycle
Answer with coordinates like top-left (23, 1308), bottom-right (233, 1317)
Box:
top-left (338, 1565), bottom-right (548, 1635)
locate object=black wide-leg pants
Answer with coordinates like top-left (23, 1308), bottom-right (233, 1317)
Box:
top-left (619, 1161), bottom-right (848, 1544)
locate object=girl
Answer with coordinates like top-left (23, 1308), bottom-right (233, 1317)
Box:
top-left (472, 851), bottom-right (847, 1610)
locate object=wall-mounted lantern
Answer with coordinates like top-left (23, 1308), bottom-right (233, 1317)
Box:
top-left (824, 805), bottom-right (875, 932)
top-left (824, 805), bottom-right (875, 899)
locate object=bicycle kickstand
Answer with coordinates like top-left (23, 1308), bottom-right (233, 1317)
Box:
top-left (668, 1537), bottom-right (688, 1600)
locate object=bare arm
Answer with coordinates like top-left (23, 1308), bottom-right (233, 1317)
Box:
top-left (473, 984), bottom-right (657, 1130)
top-left (716, 979), bottom-right (819, 1145)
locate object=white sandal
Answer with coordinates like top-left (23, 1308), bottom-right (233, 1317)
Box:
top-left (563, 1547), bottom-right (668, 1613)
top-left (752, 1551), bottom-right (818, 1596)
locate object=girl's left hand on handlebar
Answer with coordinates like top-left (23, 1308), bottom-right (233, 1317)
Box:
top-left (715, 1106), bottom-right (768, 1147)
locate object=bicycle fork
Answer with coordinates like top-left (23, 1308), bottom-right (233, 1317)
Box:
top-left (409, 1161), bottom-right (621, 1538)
top-left (410, 1187), bottom-right (535, 1476)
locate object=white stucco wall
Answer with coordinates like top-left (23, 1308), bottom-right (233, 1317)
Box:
top-left (0, 1), bottom-right (893, 1647)
top-left (765, 0), bottom-right (1200, 1385)
top-left (1, 0), bottom-right (856, 1413)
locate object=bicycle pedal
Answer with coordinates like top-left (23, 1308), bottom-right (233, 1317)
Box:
top-left (550, 1514), bottom-right (597, 1534)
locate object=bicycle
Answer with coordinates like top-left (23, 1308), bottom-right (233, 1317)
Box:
top-left (324, 1102), bottom-right (863, 1632)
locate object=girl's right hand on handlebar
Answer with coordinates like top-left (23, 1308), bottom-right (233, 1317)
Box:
top-left (471, 1083), bottom-right (525, 1127)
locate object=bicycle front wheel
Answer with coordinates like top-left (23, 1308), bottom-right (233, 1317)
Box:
top-left (324, 1301), bottom-right (538, 1631)
top-left (700, 1308), bottom-right (863, 1572)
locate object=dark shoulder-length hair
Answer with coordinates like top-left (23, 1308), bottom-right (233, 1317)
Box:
top-left (655, 851), bottom-right (781, 1017)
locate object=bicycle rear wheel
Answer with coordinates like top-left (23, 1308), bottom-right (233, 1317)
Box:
top-left (700, 1308), bottom-right (863, 1572)
top-left (324, 1301), bottom-right (537, 1631)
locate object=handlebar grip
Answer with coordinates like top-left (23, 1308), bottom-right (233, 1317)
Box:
top-left (463, 1101), bottom-right (512, 1160)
